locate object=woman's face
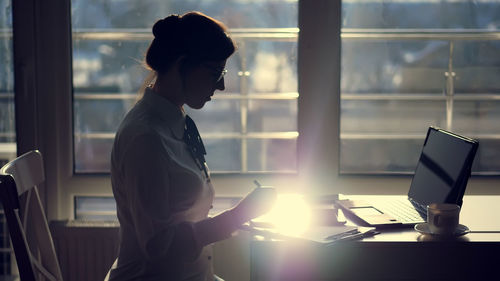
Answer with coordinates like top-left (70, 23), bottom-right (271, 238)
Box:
top-left (183, 59), bottom-right (227, 109)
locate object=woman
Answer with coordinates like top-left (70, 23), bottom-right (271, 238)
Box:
top-left (108, 11), bottom-right (276, 281)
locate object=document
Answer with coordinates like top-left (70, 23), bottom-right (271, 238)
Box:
top-left (293, 225), bottom-right (378, 244)
top-left (240, 224), bottom-right (378, 244)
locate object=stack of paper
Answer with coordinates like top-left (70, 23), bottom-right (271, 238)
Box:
top-left (239, 224), bottom-right (378, 244)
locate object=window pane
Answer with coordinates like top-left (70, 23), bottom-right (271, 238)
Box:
top-left (186, 100), bottom-right (241, 133)
top-left (340, 0), bottom-right (500, 175)
top-left (75, 138), bottom-right (114, 173)
top-left (0, 0), bottom-right (15, 167)
top-left (454, 101), bottom-right (500, 175)
top-left (248, 99), bottom-right (297, 132)
top-left (342, 0), bottom-right (500, 29)
top-left (340, 138), bottom-right (423, 174)
top-left (453, 101), bottom-right (500, 134)
top-left (72, 0), bottom-right (297, 29)
top-left (247, 138), bottom-right (297, 172)
top-left (204, 139), bottom-right (241, 172)
top-left (73, 40), bottom-right (149, 91)
top-left (74, 196), bottom-right (117, 221)
top-left (341, 100), bottom-right (447, 134)
top-left (74, 99), bottom-right (132, 133)
top-left (72, 0), bottom-right (298, 173)
top-left (473, 139), bottom-right (500, 173)
top-left (452, 41), bottom-right (500, 92)
top-left (342, 40), bottom-right (449, 93)
top-left (0, 0), bottom-right (15, 275)
top-left (245, 41), bottom-right (298, 94)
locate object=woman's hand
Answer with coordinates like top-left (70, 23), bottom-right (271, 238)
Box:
top-left (231, 187), bottom-right (277, 225)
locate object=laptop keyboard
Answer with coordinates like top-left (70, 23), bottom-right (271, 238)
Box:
top-left (378, 198), bottom-right (426, 223)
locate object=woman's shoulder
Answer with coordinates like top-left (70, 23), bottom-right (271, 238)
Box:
top-left (115, 114), bottom-right (182, 155)
top-left (117, 114), bottom-right (156, 140)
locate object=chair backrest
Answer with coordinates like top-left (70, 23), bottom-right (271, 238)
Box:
top-left (0, 150), bottom-right (63, 281)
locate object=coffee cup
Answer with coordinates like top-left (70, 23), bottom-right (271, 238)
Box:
top-left (427, 203), bottom-right (460, 235)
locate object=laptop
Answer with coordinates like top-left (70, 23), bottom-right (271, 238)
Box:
top-left (336, 127), bottom-right (479, 228)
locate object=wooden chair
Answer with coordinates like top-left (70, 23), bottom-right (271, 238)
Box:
top-left (0, 150), bottom-right (63, 281)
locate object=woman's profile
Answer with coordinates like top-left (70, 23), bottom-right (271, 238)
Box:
top-left (106, 11), bottom-right (276, 281)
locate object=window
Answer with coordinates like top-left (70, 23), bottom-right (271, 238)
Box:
top-left (340, 0), bottom-right (500, 175)
top-left (0, 0), bottom-right (15, 275)
top-left (11, 1), bottom-right (500, 223)
top-left (71, 0), bottom-right (298, 174)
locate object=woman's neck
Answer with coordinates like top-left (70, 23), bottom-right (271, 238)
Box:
top-left (152, 78), bottom-right (184, 109)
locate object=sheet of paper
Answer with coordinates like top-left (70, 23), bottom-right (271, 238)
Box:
top-left (295, 225), bottom-right (359, 243)
top-left (240, 224), bottom-right (376, 244)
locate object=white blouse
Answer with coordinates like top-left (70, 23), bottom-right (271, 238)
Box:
top-left (108, 88), bottom-right (236, 281)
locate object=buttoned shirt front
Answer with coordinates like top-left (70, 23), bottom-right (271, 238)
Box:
top-left (109, 88), bottom-right (216, 281)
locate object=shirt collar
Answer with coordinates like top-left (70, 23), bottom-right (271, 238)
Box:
top-left (142, 87), bottom-right (186, 140)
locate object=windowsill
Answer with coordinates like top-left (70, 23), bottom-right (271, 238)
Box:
top-left (53, 220), bottom-right (120, 228)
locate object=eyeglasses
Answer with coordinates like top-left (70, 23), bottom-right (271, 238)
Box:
top-left (203, 64), bottom-right (227, 83)
top-left (215, 69), bottom-right (228, 83)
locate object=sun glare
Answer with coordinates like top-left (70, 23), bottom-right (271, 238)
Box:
top-left (258, 194), bottom-right (312, 236)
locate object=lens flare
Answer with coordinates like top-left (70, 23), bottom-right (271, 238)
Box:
top-left (258, 194), bottom-right (311, 236)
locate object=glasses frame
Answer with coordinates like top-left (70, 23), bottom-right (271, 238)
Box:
top-left (202, 63), bottom-right (227, 83)
top-left (216, 69), bottom-right (228, 83)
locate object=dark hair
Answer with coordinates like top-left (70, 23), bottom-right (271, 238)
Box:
top-left (145, 11), bottom-right (236, 74)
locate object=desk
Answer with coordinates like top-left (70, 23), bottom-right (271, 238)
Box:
top-left (250, 195), bottom-right (500, 281)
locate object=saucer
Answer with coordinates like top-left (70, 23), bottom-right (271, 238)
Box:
top-left (414, 223), bottom-right (470, 237)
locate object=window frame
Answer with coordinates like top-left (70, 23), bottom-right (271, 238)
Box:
top-left (13, 0), bottom-right (500, 221)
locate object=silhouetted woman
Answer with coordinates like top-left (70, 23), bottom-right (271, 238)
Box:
top-left (107, 11), bottom-right (276, 281)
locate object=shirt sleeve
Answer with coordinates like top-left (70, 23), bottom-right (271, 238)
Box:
top-left (192, 209), bottom-right (242, 247)
top-left (120, 133), bottom-right (242, 263)
top-left (121, 133), bottom-right (187, 261)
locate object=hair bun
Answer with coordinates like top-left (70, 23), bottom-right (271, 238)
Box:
top-left (152, 15), bottom-right (181, 39)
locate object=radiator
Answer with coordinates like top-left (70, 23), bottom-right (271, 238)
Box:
top-left (50, 221), bottom-right (119, 281)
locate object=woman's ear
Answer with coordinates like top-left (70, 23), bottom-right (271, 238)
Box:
top-left (175, 55), bottom-right (189, 76)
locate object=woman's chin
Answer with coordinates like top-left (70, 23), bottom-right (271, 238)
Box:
top-left (187, 101), bottom-right (208, 110)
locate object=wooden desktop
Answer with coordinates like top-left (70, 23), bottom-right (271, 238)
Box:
top-left (249, 195), bottom-right (500, 281)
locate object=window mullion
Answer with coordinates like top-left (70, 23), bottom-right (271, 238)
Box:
top-left (445, 41), bottom-right (455, 132)
top-left (238, 40), bottom-right (249, 173)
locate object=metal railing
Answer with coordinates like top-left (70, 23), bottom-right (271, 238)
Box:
top-left (341, 29), bottom-right (500, 41)
top-left (3, 28), bottom-right (500, 171)
top-left (72, 28), bottom-right (299, 173)
top-left (72, 27), bottom-right (299, 41)
top-left (341, 28), bottom-right (500, 138)
top-left (1, 28), bottom-right (300, 173)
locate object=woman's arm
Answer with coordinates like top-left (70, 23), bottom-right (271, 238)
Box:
top-left (192, 187), bottom-right (277, 247)
top-left (120, 132), bottom-right (276, 262)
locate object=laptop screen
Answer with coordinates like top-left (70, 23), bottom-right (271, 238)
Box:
top-left (408, 127), bottom-right (479, 207)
